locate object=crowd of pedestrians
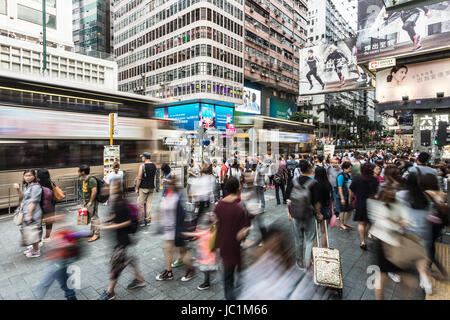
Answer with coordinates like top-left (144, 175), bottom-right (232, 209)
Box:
top-left (11, 148), bottom-right (450, 300)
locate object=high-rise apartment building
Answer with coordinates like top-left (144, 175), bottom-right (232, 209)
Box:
top-left (72, 0), bottom-right (113, 58)
top-left (113, 0), bottom-right (245, 106)
top-left (243, 0), bottom-right (307, 118)
top-left (304, 0), bottom-right (377, 137)
top-left (0, 0), bottom-right (118, 89)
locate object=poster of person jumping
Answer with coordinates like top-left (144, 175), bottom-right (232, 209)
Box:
top-left (299, 38), bottom-right (374, 95)
top-left (357, 0), bottom-right (450, 63)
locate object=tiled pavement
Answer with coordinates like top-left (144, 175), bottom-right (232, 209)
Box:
top-left (0, 188), bottom-right (438, 300)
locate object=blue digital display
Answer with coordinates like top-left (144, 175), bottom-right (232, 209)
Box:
top-left (215, 106), bottom-right (233, 131)
top-left (167, 104), bottom-right (200, 130)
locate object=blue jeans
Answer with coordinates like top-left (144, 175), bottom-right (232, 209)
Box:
top-left (35, 260), bottom-right (76, 300)
top-left (291, 216), bottom-right (317, 266)
top-left (255, 186), bottom-right (265, 210)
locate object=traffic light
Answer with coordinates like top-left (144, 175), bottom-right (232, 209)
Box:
top-left (436, 121), bottom-right (448, 148)
top-left (421, 130), bottom-right (431, 147)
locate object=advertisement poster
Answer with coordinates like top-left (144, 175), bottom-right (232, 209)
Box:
top-left (270, 99), bottom-right (297, 120)
top-left (104, 145), bottom-right (120, 176)
top-left (215, 106), bottom-right (234, 131)
top-left (376, 58), bottom-right (450, 103)
top-left (166, 104), bottom-right (200, 130)
top-left (324, 145), bottom-right (335, 158)
top-left (357, 0), bottom-right (450, 63)
top-left (235, 86), bottom-right (261, 114)
top-left (299, 39), bottom-right (374, 95)
top-left (200, 104), bottom-right (215, 128)
top-left (443, 145), bottom-right (450, 159)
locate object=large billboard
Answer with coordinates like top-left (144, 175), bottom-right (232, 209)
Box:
top-left (357, 0), bottom-right (450, 63)
top-left (376, 58), bottom-right (450, 103)
top-left (299, 39), bottom-right (374, 95)
top-left (235, 86), bottom-right (261, 114)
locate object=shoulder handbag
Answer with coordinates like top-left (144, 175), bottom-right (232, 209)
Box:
top-left (13, 206), bottom-right (24, 226)
top-left (51, 181), bottom-right (65, 201)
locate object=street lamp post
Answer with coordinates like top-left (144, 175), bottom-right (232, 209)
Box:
top-left (42, 0), bottom-right (47, 74)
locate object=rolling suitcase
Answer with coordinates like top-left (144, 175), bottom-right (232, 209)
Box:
top-left (312, 219), bottom-right (343, 297)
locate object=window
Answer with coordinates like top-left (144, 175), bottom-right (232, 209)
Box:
top-left (0, 0), bottom-right (6, 15)
top-left (17, 5), bottom-right (56, 29)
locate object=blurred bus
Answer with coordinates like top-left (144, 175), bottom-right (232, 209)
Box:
top-left (0, 73), bottom-right (177, 212)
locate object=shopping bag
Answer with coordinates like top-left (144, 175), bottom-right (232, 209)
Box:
top-left (330, 213), bottom-right (339, 228)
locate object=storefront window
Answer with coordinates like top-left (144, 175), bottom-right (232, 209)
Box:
top-left (0, 0), bottom-right (6, 15)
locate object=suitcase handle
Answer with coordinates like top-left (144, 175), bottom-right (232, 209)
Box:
top-left (315, 217), bottom-right (330, 249)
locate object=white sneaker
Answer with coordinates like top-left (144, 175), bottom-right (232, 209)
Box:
top-left (42, 237), bottom-right (51, 243)
top-left (26, 250), bottom-right (41, 258)
top-left (388, 272), bottom-right (401, 283)
top-left (23, 246), bottom-right (32, 255)
top-left (419, 275), bottom-right (432, 295)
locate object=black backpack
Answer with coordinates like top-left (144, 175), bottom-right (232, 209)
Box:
top-left (90, 176), bottom-right (109, 203)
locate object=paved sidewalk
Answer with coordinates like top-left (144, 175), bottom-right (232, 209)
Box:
top-left (0, 188), bottom-right (430, 300)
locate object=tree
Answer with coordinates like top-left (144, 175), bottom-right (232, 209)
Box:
top-left (318, 104), bottom-right (341, 139)
top-left (289, 111), bottom-right (320, 129)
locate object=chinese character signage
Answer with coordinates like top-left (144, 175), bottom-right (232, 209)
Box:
top-left (419, 114), bottom-right (449, 131)
top-left (299, 38), bottom-right (374, 96)
top-left (357, 0), bottom-right (450, 64)
top-left (376, 58), bottom-right (450, 103)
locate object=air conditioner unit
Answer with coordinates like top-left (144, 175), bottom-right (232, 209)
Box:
top-left (250, 7), bottom-right (254, 12)
top-left (265, 18), bottom-right (270, 23)
top-left (251, 68), bottom-right (255, 73)
top-left (282, 30), bottom-right (286, 35)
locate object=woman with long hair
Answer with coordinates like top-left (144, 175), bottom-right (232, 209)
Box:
top-left (350, 163), bottom-right (379, 250)
top-left (314, 166), bottom-right (333, 247)
top-left (37, 169), bottom-right (55, 242)
top-left (14, 170), bottom-right (43, 258)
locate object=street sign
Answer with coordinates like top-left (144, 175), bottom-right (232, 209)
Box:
top-left (163, 137), bottom-right (188, 146)
top-left (369, 58), bottom-right (396, 70)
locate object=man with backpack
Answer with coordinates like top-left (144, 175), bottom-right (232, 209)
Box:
top-left (135, 152), bottom-right (157, 227)
top-left (79, 165), bottom-right (100, 242)
top-left (286, 153), bottom-right (297, 190)
top-left (286, 160), bottom-right (323, 270)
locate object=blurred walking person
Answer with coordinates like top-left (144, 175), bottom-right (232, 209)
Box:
top-left (349, 163), bottom-right (379, 250)
top-left (35, 214), bottom-right (90, 300)
top-left (156, 178), bottom-right (195, 282)
top-left (214, 177), bottom-right (251, 300)
top-left (96, 181), bottom-right (146, 300)
top-left (135, 152), bottom-right (156, 227)
top-left (253, 156), bottom-right (267, 211)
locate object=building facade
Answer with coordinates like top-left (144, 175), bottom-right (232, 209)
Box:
top-left (113, 0), bottom-right (245, 106)
top-left (304, 0), bottom-right (377, 138)
top-left (72, 0), bottom-right (112, 58)
top-left (0, 0), bottom-right (118, 89)
top-left (242, 0), bottom-right (308, 118)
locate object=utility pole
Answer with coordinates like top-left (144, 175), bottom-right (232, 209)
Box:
top-left (42, 0), bottom-right (47, 74)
